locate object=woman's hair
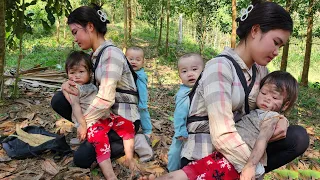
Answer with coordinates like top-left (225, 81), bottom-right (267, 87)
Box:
top-left (260, 71), bottom-right (298, 113)
top-left (236, 0), bottom-right (293, 40)
top-left (67, 3), bottom-right (110, 35)
top-left (65, 51), bottom-right (92, 74)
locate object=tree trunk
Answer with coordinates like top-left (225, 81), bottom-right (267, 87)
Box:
top-left (158, 0), bottom-right (164, 47)
top-left (0, 0), bottom-right (5, 99)
top-left (14, 0), bottom-right (25, 98)
top-left (280, 0), bottom-right (291, 71)
top-left (123, 0), bottom-right (128, 49)
top-left (56, 16), bottom-right (60, 44)
top-left (128, 0), bottom-right (132, 41)
top-left (112, 2), bottom-right (116, 23)
top-left (280, 39), bottom-right (289, 71)
top-left (178, 14), bottom-right (183, 44)
top-left (301, 0), bottom-right (314, 87)
top-left (64, 17), bottom-right (67, 39)
top-left (231, 0), bottom-right (237, 48)
top-left (165, 0), bottom-right (170, 57)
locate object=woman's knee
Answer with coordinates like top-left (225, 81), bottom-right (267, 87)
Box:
top-left (73, 141), bottom-right (96, 168)
top-left (287, 125), bottom-right (309, 155)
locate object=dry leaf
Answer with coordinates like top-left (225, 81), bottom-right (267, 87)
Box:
top-left (306, 126), bottom-right (315, 136)
top-left (0, 149), bottom-right (12, 162)
top-left (41, 159), bottom-right (60, 175)
top-left (0, 114), bottom-right (9, 122)
top-left (55, 119), bottom-right (74, 135)
top-left (15, 99), bottom-right (32, 109)
top-left (0, 161), bottom-right (17, 172)
top-left (0, 172), bottom-right (11, 179)
top-left (61, 156), bottom-right (74, 166)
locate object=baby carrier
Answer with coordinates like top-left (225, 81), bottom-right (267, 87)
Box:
top-left (186, 54), bottom-right (257, 128)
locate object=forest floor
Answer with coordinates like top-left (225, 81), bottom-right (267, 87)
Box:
top-left (1, 31), bottom-right (320, 179)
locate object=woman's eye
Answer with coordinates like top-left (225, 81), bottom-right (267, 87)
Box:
top-left (274, 40), bottom-right (279, 46)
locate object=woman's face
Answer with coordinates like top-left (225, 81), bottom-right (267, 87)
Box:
top-left (69, 23), bottom-right (92, 50)
top-left (250, 28), bottom-right (291, 66)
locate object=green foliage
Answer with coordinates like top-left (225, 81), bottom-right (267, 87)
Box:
top-left (273, 169), bottom-right (299, 179)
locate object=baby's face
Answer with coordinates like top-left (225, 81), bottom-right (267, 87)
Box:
top-left (178, 56), bottom-right (203, 87)
top-left (256, 83), bottom-right (287, 112)
top-left (126, 49), bottom-right (144, 71)
top-left (67, 60), bottom-right (91, 85)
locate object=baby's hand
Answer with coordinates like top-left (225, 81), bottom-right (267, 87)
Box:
top-left (177, 136), bottom-right (188, 141)
top-left (77, 125), bottom-right (87, 141)
top-left (240, 164), bottom-right (256, 180)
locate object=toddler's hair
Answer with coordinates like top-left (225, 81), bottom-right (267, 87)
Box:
top-left (260, 71), bottom-right (298, 112)
top-left (178, 53), bottom-right (204, 68)
top-left (65, 51), bottom-right (92, 74)
top-left (126, 46), bottom-right (144, 56)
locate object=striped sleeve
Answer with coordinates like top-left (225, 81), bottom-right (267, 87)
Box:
top-left (203, 58), bottom-right (251, 172)
top-left (83, 47), bottom-right (124, 121)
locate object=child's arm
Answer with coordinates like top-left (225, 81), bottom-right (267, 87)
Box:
top-left (136, 71), bottom-right (152, 135)
top-left (173, 89), bottom-right (190, 139)
top-left (240, 115), bottom-right (281, 180)
top-left (69, 91), bottom-right (87, 141)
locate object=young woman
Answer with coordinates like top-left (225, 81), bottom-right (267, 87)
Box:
top-left (181, 0), bottom-right (309, 175)
top-left (51, 4), bottom-right (141, 169)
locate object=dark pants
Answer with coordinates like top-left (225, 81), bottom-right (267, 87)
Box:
top-left (51, 91), bottom-right (140, 168)
top-left (181, 125), bottom-right (309, 173)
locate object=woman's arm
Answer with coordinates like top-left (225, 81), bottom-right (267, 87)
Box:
top-left (203, 59), bottom-right (251, 172)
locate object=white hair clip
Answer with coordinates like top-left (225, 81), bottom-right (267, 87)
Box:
top-left (97, 10), bottom-right (107, 22)
top-left (240, 5), bottom-right (254, 21)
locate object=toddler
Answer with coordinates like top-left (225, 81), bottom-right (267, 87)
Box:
top-left (167, 53), bottom-right (204, 172)
top-left (145, 71), bottom-right (298, 180)
top-left (126, 47), bottom-right (154, 162)
top-left (65, 51), bottom-right (136, 179)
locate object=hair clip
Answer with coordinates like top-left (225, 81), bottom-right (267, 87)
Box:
top-left (97, 10), bottom-right (107, 22)
top-left (240, 5), bottom-right (254, 21)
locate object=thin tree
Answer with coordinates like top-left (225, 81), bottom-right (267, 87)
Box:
top-left (280, 0), bottom-right (291, 71)
top-left (301, 0), bottom-right (315, 87)
top-left (128, 0), bottom-right (132, 41)
top-left (158, 0), bottom-right (164, 47)
top-left (123, 0), bottom-right (128, 49)
top-left (13, 0), bottom-right (26, 98)
top-left (231, 0), bottom-right (237, 48)
top-left (165, 0), bottom-right (170, 57)
top-left (0, 0), bottom-right (5, 100)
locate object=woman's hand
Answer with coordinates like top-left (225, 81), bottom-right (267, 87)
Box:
top-left (240, 163), bottom-right (256, 180)
top-left (62, 80), bottom-right (78, 102)
top-left (269, 115), bottom-right (288, 142)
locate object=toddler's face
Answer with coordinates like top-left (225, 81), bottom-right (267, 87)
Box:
top-left (178, 57), bottom-right (203, 87)
top-left (256, 83), bottom-right (288, 112)
top-left (67, 60), bottom-right (91, 85)
top-left (126, 49), bottom-right (144, 71)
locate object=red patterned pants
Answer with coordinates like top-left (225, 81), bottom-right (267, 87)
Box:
top-left (182, 152), bottom-right (240, 180)
top-left (87, 114), bottom-right (135, 163)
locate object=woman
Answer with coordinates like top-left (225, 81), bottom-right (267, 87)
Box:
top-left (181, 0), bottom-right (309, 175)
top-left (51, 4), bottom-right (141, 168)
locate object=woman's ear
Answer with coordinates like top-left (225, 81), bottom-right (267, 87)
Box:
top-left (250, 24), bottom-right (261, 39)
top-left (86, 22), bottom-right (95, 32)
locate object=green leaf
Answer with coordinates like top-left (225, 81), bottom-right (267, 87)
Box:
top-left (169, 116), bottom-right (174, 121)
top-left (273, 169), bottom-right (299, 179)
top-left (298, 170), bottom-right (320, 179)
